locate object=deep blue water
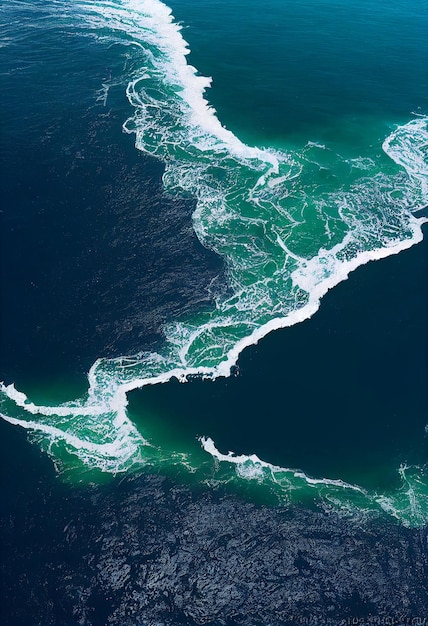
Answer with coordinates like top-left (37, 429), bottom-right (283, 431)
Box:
top-left (0, 25), bottom-right (222, 388)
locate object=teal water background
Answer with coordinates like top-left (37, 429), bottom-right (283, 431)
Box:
top-left (167, 0), bottom-right (428, 144)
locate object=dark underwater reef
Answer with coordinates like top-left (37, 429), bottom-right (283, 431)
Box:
top-left (1, 471), bottom-right (427, 626)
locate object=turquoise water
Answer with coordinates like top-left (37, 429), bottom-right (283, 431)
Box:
top-left (1, 0), bottom-right (427, 526)
top-left (167, 0), bottom-right (428, 144)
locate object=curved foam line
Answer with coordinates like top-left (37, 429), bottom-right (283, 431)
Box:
top-left (0, 411), bottom-right (144, 456)
top-left (81, 0), bottom-right (280, 169)
top-left (200, 437), bottom-right (428, 526)
top-left (214, 217), bottom-right (426, 378)
top-left (383, 117), bottom-right (428, 198)
top-left (200, 437), bottom-right (365, 493)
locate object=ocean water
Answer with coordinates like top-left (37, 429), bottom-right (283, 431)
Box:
top-left (1, 0), bottom-right (427, 532)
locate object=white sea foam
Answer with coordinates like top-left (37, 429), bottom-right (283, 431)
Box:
top-left (200, 438), bottom-right (428, 526)
top-left (1, 0), bottom-right (427, 524)
top-left (200, 437), bottom-right (365, 492)
top-left (383, 117), bottom-right (428, 199)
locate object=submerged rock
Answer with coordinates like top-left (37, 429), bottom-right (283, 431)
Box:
top-left (1, 471), bottom-right (427, 626)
